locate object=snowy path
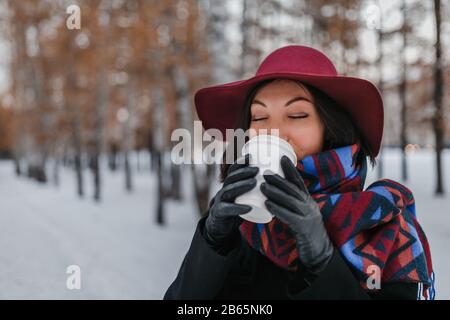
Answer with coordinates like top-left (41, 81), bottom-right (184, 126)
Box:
top-left (0, 160), bottom-right (198, 299)
top-left (0, 148), bottom-right (449, 299)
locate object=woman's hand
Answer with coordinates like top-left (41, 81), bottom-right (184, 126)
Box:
top-left (204, 154), bottom-right (259, 250)
top-left (260, 155), bottom-right (334, 275)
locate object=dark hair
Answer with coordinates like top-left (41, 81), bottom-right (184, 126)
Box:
top-left (219, 78), bottom-right (377, 182)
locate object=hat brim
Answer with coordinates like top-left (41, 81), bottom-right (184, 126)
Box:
top-left (194, 72), bottom-right (383, 157)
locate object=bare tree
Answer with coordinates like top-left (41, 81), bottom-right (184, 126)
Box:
top-left (152, 88), bottom-right (166, 225)
top-left (399, 0), bottom-right (409, 181)
top-left (376, 0), bottom-right (385, 179)
top-left (432, 0), bottom-right (445, 195)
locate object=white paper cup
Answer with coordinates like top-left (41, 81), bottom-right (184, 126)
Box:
top-left (235, 134), bottom-right (297, 224)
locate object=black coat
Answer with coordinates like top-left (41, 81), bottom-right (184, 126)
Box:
top-left (164, 216), bottom-right (418, 300)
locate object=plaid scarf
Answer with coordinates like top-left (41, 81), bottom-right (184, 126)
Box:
top-left (239, 143), bottom-right (435, 299)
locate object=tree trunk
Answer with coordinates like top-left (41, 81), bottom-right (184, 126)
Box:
top-left (90, 153), bottom-right (100, 201)
top-left (150, 150), bottom-right (158, 172)
top-left (27, 163), bottom-right (47, 183)
top-left (123, 82), bottom-right (135, 193)
top-left (152, 88), bottom-right (166, 224)
top-left (124, 151), bottom-right (132, 192)
top-left (136, 149), bottom-right (141, 172)
top-left (156, 150), bottom-right (165, 225)
top-left (400, 0), bottom-right (408, 182)
top-left (53, 157), bottom-right (60, 187)
top-left (13, 155), bottom-right (21, 176)
top-left (206, 0), bottom-right (235, 82)
top-left (74, 153), bottom-right (83, 197)
top-left (108, 144), bottom-right (118, 171)
top-left (91, 67), bottom-right (108, 201)
top-left (192, 163), bottom-right (214, 217)
top-left (73, 119), bottom-right (84, 198)
top-left (168, 161), bottom-right (182, 200)
top-left (433, 0), bottom-right (444, 195)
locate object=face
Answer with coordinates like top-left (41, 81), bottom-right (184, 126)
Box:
top-left (249, 79), bottom-right (325, 160)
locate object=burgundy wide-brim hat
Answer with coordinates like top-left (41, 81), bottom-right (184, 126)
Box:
top-left (195, 45), bottom-right (384, 157)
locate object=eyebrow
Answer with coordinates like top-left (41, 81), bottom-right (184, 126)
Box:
top-left (252, 99), bottom-right (267, 107)
top-left (285, 96), bottom-right (312, 106)
top-left (252, 96), bottom-right (312, 108)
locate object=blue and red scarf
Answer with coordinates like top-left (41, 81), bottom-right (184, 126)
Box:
top-left (239, 143), bottom-right (435, 299)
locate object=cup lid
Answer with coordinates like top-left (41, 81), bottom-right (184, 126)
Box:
top-left (242, 134), bottom-right (297, 164)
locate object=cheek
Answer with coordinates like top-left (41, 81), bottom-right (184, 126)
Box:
top-left (248, 123), bottom-right (262, 139)
top-left (287, 122), bottom-right (324, 158)
top-left (249, 121), bottom-right (279, 137)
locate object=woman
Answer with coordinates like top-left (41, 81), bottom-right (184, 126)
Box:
top-left (164, 45), bottom-right (434, 300)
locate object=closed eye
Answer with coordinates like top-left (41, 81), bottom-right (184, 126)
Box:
top-left (251, 117), bottom-right (267, 122)
top-left (289, 115), bottom-right (308, 119)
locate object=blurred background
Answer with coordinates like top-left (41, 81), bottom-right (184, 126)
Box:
top-left (0, 0), bottom-right (448, 299)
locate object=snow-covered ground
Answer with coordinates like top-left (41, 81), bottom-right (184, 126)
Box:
top-left (0, 156), bottom-right (199, 299)
top-left (0, 148), bottom-right (449, 299)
